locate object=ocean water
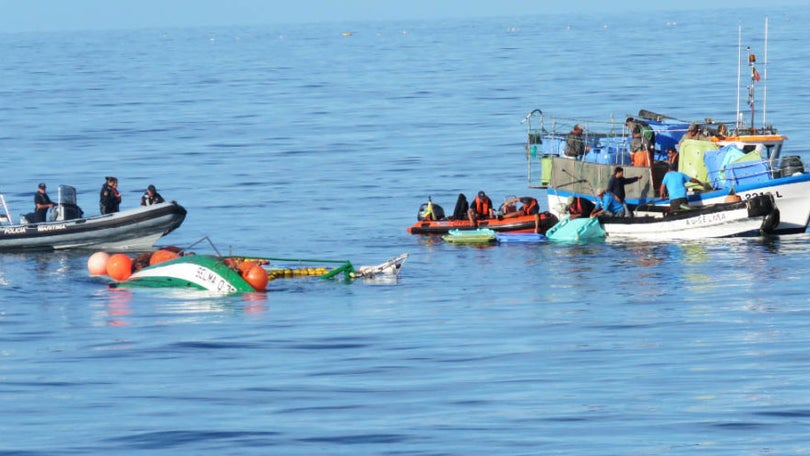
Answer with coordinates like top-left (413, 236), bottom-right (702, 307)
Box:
top-left (3, 7), bottom-right (810, 455)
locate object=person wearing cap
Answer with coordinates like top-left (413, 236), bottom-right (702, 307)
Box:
top-left (99, 176), bottom-right (121, 214)
top-left (33, 182), bottom-right (54, 222)
top-left (563, 124), bottom-right (589, 160)
top-left (626, 117), bottom-right (655, 164)
top-left (659, 164), bottom-right (706, 212)
top-left (140, 184), bottom-right (165, 206)
top-left (468, 191), bottom-right (495, 226)
top-left (678, 123), bottom-right (707, 149)
top-left (590, 189), bottom-right (626, 218)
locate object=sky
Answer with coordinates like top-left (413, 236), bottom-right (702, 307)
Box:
top-left (0, 0), bottom-right (806, 33)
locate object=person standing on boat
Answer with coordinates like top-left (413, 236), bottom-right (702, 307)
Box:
top-left (140, 184), bottom-right (165, 206)
top-left (591, 189), bottom-right (626, 218)
top-left (99, 176), bottom-right (121, 214)
top-left (563, 124), bottom-right (590, 159)
top-left (677, 123), bottom-right (707, 148)
top-left (468, 191), bottom-right (495, 226)
top-left (625, 117), bottom-right (655, 165)
top-left (666, 146), bottom-right (679, 170)
top-left (33, 183), bottom-right (54, 222)
top-left (607, 166), bottom-right (641, 216)
top-left (659, 164), bottom-right (705, 212)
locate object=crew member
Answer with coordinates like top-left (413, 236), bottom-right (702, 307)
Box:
top-left (100, 176), bottom-right (121, 214)
top-left (468, 191), bottom-right (495, 226)
top-left (140, 184), bottom-right (165, 206)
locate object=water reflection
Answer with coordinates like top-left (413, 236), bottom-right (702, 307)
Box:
top-left (105, 288), bottom-right (133, 327)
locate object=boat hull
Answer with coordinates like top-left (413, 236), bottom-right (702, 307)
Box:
top-left (0, 201), bottom-right (186, 252)
top-left (546, 158), bottom-right (810, 235)
top-left (599, 195), bottom-right (775, 240)
top-left (116, 255), bottom-right (256, 294)
top-left (408, 212), bottom-right (557, 235)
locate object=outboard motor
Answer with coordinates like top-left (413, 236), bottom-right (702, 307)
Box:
top-left (50, 185), bottom-right (84, 221)
top-left (779, 156), bottom-right (804, 177)
top-left (417, 197), bottom-right (445, 221)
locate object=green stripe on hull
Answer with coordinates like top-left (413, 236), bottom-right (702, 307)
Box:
top-left (119, 255), bottom-right (258, 294)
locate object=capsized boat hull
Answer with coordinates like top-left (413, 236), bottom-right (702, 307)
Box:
top-left (0, 201), bottom-right (186, 252)
top-left (115, 255), bottom-right (257, 293)
top-left (545, 217), bottom-right (607, 242)
top-left (111, 251), bottom-right (410, 294)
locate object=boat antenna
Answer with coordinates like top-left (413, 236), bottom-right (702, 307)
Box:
top-left (736, 22), bottom-right (742, 132)
top-left (763, 16), bottom-right (769, 129)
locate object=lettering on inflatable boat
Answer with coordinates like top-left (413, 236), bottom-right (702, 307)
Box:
top-left (3, 227), bottom-right (27, 235)
top-left (685, 212), bottom-right (727, 226)
top-left (194, 266), bottom-right (236, 293)
top-left (36, 224), bottom-right (67, 232)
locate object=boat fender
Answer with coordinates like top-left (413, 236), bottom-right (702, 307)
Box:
top-left (761, 209), bottom-right (780, 234)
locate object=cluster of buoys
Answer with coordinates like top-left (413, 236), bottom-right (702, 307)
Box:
top-left (87, 248), bottom-right (181, 282)
top-left (267, 267), bottom-right (330, 280)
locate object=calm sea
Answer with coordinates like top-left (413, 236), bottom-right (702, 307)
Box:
top-left (3, 7), bottom-right (810, 455)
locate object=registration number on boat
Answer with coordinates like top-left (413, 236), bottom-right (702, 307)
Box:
top-left (194, 266), bottom-right (237, 293)
top-left (743, 190), bottom-right (782, 199)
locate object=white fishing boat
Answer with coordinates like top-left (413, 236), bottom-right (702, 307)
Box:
top-left (599, 194), bottom-right (778, 240)
top-left (523, 20), bottom-right (810, 235)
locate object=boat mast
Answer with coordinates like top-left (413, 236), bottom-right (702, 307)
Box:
top-left (763, 16), bottom-right (769, 130)
top-left (736, 23), bottom-right (742, 132)
top-left (747, 45), bottom-right (756, 132)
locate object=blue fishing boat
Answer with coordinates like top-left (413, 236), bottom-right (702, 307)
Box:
top-left (522, 28), bottom-right (810, 235)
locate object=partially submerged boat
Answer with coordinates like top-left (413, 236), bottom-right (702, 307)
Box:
top-left (0, 185), bottom-right (186, 252)
top-left (89, 239), bottom-right (408, 294)
top-left (545, 217), bottom-right (606, 243)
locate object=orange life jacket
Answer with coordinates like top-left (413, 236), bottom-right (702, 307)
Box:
top-left (520, 198), bottom-right (538, 216)
top-left (473, 197), bottom-right (491, 216)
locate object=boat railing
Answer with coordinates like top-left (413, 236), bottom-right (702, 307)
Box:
top-left (706, 158), bottom-right (774, 190)
top-left (0, 194), bottom-right (13, 225)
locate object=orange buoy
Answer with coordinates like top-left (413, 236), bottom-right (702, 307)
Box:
top-left (149, 249), bottom-right (180, 265)
top-left (87, 251), bottom-right (110, 276)
top-left (107, 253), bottom-right (133, 281)
top-left (242, 263), bottom-right (268, 291)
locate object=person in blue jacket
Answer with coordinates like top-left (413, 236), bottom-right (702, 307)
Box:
top-left (591, 189), bottom-right (626, 217)
top-left (659, 164), bottom-right (706, 212)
